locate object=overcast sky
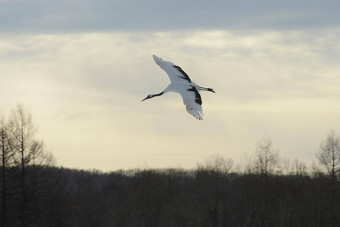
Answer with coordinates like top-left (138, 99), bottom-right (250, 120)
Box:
top-left (1, 0), bottom-right (340, 171)
top-left (1, 0), bottom-right (340, 32)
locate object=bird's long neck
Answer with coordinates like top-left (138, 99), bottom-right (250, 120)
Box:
top-left (150, 92), bottom-right (164, 98)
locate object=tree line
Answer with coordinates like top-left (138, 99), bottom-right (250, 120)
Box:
top-left (0, 105), bottom-right (339, 226)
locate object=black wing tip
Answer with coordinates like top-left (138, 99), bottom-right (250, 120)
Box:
top-left (173, 65), bottom-right (191, 82)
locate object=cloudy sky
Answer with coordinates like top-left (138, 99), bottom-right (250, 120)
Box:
top-left (1, 0), bottom-right (340, 171)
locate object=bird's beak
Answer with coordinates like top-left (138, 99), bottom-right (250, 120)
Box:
top-left (141, 96), bottom-right (149, 102)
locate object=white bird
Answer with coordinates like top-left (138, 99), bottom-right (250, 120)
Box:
top-left (141, 55), bottom-right (215, 120)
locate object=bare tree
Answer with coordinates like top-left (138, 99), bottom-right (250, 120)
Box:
top-left (254, 138), bottom-right (280, 227)
top-left (254, 138), bottom-right (279, 176)
top-left (292, 159), bottom-right (307, 176)
top-left (198, 154), bottom-right (234, 174)
top-left (0, 117), bottom-right (14, 227)
top-left (310, 161), bottom-right (323, 178)
top-left (196, 154), bottom-right (234, 226)
top-left (8, 104), bottom-right (55, 226)
top-left (9, 105), bottom-right (34, 225)
top-left (317, 130), bottom-right (340, 227)
top-left (317, 130), bottom-right (340, 181)
top-left (241, 153), bottom-right (256, 174)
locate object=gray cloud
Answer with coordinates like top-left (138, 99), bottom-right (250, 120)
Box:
top-left (1, 0), bottom-right (339, 33)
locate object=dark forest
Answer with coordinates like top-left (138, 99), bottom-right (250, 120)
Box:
top-left (1, 166), bottom-right (340, 227)
top-left (1, 105), bottom-right (339, 227)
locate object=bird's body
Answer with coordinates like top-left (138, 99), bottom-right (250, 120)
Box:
top-left (142, 55), bottom-right (215, 120)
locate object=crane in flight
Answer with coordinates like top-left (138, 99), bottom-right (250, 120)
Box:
top-left (141, 55), bottom-right (215, 120)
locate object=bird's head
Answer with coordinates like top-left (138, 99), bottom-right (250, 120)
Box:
top-left (141, 94), bottom-right (153, 102)
top-left (141, 92), bottom-right (163, 102)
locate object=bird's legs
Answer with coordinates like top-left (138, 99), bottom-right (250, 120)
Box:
top-left (198, 86), bottom-right (215, 93)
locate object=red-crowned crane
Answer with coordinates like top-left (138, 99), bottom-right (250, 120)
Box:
top-left (142, 55), bottom-right (215, 120)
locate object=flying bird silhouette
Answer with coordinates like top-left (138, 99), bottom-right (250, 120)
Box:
top-left (142, 55), bottom-right (215, 120)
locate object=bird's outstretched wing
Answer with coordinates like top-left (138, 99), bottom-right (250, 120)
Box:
top-left (179, 85), bottom-right (203, 120)
top-left (152, 55), bottom-right (192, 84)
top-left (152, 55), bottom-right (206, 120)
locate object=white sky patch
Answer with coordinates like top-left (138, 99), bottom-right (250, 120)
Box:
top-left (0, 29), bottom-right (340, 171)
